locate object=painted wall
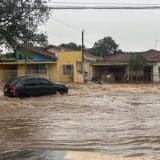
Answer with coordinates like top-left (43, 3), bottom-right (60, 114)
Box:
top-left (18, 64), bottom-right (25, 77)
top-left (48, 49), bottom-right (83, 83)
top-left (49, 63), bottom-right (57, 82)
top-left (17, 63), bottom-right (57, 80)
top-left (0, 64), bottom-right (17, 82)
top-left (57, 51), bottom-right (82, 82)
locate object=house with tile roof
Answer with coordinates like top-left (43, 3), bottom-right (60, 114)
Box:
top-left (0, 45), bottom-right (57, 82)
top-left (89, 49), bottom-right (160, 83)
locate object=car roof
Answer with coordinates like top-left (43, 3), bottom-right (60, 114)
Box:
top-left (15, 76), bottom-right (49, 80)
top-left (14, 76), bottom-right (35, 79)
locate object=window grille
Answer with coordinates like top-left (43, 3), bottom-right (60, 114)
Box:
top-left (63, 65), bottom-right (73, 75)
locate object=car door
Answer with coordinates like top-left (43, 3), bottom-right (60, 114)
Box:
top-left (37, 78), bottom-right (56, 95)
top-left (23, 78), bottom-right (39, 96)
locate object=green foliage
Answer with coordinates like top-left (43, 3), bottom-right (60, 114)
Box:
top-left (89, 37), bottom-right (119, 57)
top-left (59, 37), bottom-right (119, 58)
top-left (128, 54), bottom-right (147, 71)
top-left (3, 52), bottom-right (16, 59)
top-left (0, 0), bottom-right (51, 48)
top-left (59, 42), bottom-right (82, 51)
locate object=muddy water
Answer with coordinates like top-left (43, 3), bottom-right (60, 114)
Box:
top-left (0, 86), bottom-right (160, 159)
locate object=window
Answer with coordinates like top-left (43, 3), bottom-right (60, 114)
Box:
top-left (63, 65), bottom-right (73, 75)
top-left (27, 64), bottom-right (47, 74)
top-left (37, 78), bottom-right (52, 87)
top-left (23, 79), bottom-right (38, 86)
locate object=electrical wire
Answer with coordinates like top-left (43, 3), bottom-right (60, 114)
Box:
top-left (48, 2), bottom-right (160, 6)
top-left (45, 1), bottom-right (160, 10)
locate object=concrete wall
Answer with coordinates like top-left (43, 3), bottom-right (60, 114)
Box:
top-left (83, 62), bottom-right (92, 81)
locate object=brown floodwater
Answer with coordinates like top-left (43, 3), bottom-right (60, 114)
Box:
top-left (0, 84), bottom-right (160, 159)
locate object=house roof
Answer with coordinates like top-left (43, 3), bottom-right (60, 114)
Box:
top-left (17, 44), bottom-right (57, 59)
top-left (142, 49), bottom-right (160, 62)
top-left (103, 49), bottom-right (160, 63)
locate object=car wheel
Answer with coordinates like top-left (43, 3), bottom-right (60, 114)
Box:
top-left (58, 89), bottom-right (66, 95)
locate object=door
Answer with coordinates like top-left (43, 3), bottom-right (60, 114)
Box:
top-left (37, 78), bottom-right (56, 95)
top-left (23, 78), bottom-right (39, 96)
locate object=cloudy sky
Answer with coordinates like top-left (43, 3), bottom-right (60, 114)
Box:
top-left (41, 0), bottom-right (160, 51)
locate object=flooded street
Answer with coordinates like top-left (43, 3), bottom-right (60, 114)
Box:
top-left (0, 84), bottom-right (160, 159)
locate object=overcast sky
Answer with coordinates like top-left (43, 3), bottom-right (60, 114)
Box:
top-left (40, 0), bottom-right (160, 51)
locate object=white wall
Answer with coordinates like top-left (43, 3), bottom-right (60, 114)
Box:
top-left (153, 63), bottom-right (160, 83)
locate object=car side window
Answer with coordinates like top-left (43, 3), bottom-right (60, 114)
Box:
top-left (37, 79), bottom-right (52, 87)
top-left (23, 79), bottom-right (38, 87)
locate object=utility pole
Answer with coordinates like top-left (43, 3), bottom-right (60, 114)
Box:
top-left (81, 29), bottom-right (85, 82)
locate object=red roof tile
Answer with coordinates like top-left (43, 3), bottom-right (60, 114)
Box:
top-left (103, 50), bottom-right (160, 63)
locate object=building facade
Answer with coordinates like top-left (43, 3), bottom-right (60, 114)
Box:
top-left (1, 46), bottom-right (160, 83)
top-left (46, 45), bottom-right (83, 83)
top-left (86, 50), bottom-right (160, 83)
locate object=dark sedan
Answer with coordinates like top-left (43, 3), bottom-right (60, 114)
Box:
top-left (4, 77), bottom-right (68, 98)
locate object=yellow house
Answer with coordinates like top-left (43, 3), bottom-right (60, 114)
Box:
top-left (46, 45), bottom-right (83, 83)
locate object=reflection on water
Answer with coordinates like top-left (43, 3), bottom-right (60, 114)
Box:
top-left (0, 87), bottom-right (160, 159)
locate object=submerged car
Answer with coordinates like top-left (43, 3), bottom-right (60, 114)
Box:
top-left (4, 77), bottom-right (68, 98)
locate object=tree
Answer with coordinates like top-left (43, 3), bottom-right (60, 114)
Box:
top-left (0, 0), bottom-right (51, 48)
top-left (59, 42), bottom-right (82, 51)
top-left (128, 54), bottom-right (147, 82)
top-left (89, 37), bottom-right (119, 57)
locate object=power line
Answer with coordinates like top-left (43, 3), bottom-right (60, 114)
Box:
top-left (48, 6), bottom-right (160, 10)
top-left (48, 1), bottom-right (160, 6)
top-left (46, 1), bottom-right (160, 9)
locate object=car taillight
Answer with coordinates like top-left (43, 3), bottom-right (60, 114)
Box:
top-left (10, 85), bottom-right (16, 93)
